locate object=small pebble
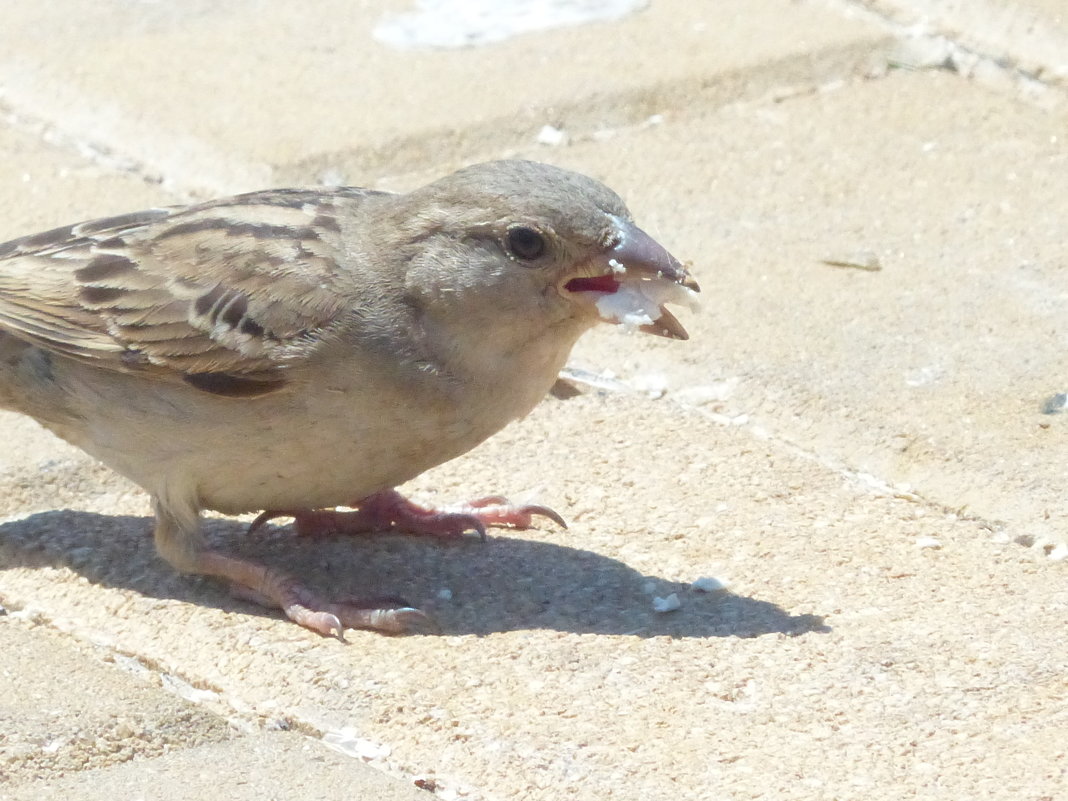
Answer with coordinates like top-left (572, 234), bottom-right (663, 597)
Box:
top-left (1040, 392), bottom-right (1067, 414)
top-left (1047, 543), bottom-right (1068, 562)
top-left (888, 37), bottom-right (952, 70)
top-left (915, 536), bottom-right (942, 550)
top-left (652, 593), bottom-right (681, 613)
top-left (436, 588), bottom-right (453, 601)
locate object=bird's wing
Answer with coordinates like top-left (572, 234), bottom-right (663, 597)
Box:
top-left (0, 188), bottom-right (384, 396)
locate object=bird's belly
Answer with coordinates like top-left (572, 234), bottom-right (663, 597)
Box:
top-left (190, 412), bottom-right (461, 513)
top-left (57, 362), bottom-right (522, 515)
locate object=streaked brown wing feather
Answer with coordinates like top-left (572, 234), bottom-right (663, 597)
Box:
top-left (0, 188), bottom-right (385, 392)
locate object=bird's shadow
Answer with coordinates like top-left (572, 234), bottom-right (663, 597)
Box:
top-left (0, 509), bottom-right (829, 639)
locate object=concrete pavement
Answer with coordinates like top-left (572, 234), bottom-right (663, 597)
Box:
top-left (1, 2), bottom-right (1066, 799)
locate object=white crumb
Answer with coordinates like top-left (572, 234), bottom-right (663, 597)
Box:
top-left (691, 576), bottom-right (728, 592)
top-left (652, 593), bottom-right (681, 613)
top-left (593, 280), bottom-right (699, 331)
top-left (915, 536), bottom-right (943, 550)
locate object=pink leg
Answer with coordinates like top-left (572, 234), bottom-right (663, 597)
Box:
top-left (196, 550), bottom-right (432, 637)
top-left (249, 488), bottom-right (567, 541)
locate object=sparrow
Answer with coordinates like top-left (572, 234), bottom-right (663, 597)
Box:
top-left (0, 159), bottom-right (698, 636)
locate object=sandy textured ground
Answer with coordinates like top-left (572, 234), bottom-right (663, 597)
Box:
top-left (1, 1), bottom-right (1066, 799)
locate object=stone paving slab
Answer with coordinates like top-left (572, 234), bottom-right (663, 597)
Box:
top-left (1, 2), bottom-right (1067, 800)
top-left (0, 617), bottom-right (234, 786)
top-left (0, 0), bottom-right (893, 194)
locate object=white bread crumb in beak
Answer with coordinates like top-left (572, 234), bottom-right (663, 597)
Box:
top-left (594, 279), bottom-right (700, 332)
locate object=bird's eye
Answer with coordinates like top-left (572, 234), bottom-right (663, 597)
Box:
top-left (505, 225), bottom-right (547, 262)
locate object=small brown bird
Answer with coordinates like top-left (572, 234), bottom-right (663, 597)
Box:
top-left (0, 160), bottom-right (697, 635)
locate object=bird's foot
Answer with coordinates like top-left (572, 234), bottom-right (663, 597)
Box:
top-left (196, 549), bottom-right (432, 637)
top-left (249, 488), bottom-right (567, 542)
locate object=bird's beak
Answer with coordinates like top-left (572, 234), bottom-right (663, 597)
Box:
top-left (563, 217), bottom-right (700, 340)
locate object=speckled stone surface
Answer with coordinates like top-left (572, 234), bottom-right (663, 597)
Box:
top-left (1, 2), bottom-right (1066, 799)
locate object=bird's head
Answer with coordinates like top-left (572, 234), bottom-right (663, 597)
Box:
top-left (393, 160), bottom-right (699, 346)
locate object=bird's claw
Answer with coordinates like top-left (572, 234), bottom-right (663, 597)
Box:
top-left (531, 505), bottom-right (569, 529)
top-left (246, 509), bottom-right (294, 535)
top-left (220, 556), bottom-right (435, 637)
top-left (453, 495), bottom-right (569, 531)
top-left (287, 601), bottom-right (435, 638)
top-left (248, 490), bottom-right (567, 541)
